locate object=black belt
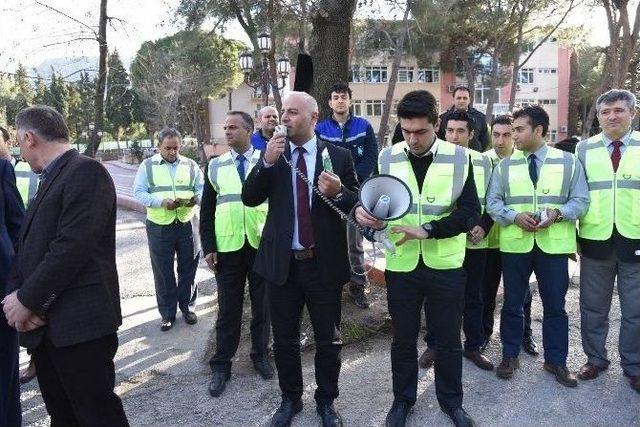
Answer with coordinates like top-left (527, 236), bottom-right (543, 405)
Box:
top-left (292, 248), bottom-right (315, 260)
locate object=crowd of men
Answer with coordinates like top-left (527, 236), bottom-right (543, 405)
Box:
top-left (1, 85), bottom-right (638, 427)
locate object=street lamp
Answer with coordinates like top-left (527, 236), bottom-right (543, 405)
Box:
top-left (240, 31), bottom-right (290, 107)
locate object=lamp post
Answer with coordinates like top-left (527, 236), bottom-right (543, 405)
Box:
top-left (239, 31), bottom-right (290, 108)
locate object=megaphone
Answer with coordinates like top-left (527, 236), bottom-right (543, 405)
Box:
top-left (358, 174), bottom-right (413, 253)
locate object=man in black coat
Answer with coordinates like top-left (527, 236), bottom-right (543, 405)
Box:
top-left (242, 91), bottom-right (359, 427)
top-left (0, 157), bottom-right (24, 427)
top-left (2, 106), bottom-right (128, 426)
top-left (436, 86), bottom-right (490, 152)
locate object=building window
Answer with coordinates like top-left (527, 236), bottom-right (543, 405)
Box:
top-left (515, 98), bottom-right (536, 107)
top-left (518, 68), bottom-right (534, 84)
top-left (417, 67), bottom-right (440, 83)
top-left (366, 100), bottom-right (385, 116)
top-left (537, 68), bottom-right (558, 74)
top-left (397, 67), bottom-right (414, 83)
top-left (474, 87), bottom-right (500, 105)
top-left (255, 104), bottom-right (263, 118)
top-left (549, 130), bottom-right (557, 142)
top-left (352, 100), bottom-right (362, 116)
top-left (365, 66), bottom-right (388, 83)
top-left (349, 66), bottom-right (363, 83)
top-left (538, 99), bottom-right (557, 105)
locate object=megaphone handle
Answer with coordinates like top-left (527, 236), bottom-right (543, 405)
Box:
top-left (282, 155), bottom-right (367, 234)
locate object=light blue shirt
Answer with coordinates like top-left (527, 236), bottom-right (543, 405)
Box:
top-left (602, 128), bottom-right (632, 156)
top-left (486, 143), bottom-right (590, 226)
top-left (133, 153), bottom-right (204, 208)
top-left (229, 146), bottom-right (254, 180)
top-left (262, 137), bottom-right (318, 249)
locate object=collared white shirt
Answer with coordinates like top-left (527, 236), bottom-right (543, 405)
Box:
top-left (229, 146), bottom-right (254, 180)
top-left (290, 137), bottom-right (317, 249)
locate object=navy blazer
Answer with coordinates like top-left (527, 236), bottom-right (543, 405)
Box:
top-left (0, 159), bottom-right (24, 298)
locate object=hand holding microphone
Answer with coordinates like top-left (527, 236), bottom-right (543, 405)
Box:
top-left (264, 124), bottom-right (287, 164)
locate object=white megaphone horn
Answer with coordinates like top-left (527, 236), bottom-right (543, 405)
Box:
top-left (358, 174), bottom-right (413, 254)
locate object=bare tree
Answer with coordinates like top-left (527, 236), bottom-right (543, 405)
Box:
top-left (583, 0), bottom-right (640, 136)
top-left (377, 2), bottom-right (411, 149)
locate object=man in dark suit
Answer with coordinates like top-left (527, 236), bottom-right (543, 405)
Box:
top-left (242, 91), bottom-right (359, 427)
top-left (1, 106), bottom-right (129, 426)
top-left (1, 158), bottom-right (25, 427)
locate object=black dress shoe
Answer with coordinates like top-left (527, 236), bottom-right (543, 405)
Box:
top-left (317, 403), bottom-right (343, 427)
top-left (253, 356), bottom-right (274, 380)
top-left (208, 371), bottom-right (230, 397)
top-left (522, 337), bottom-right (539, 356)
top-left (270, 398), bottom-right (302, 427)
top-left (182, 311), bottom-right (198, 325)
top-left (442, 406), bottom-right (475, 427)
top-left (349, 285), bottom-right (370, 309)
top-left (385, 400), bottom-right (412, 427)
top-left (160, 318), bottom-right (173, 331)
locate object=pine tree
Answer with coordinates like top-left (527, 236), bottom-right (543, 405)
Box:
top-left (105, 49), bottom-right (134, 140)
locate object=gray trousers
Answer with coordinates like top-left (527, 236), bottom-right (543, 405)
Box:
top-left (347, 221), bottom-right (369, 288)
top-left (580, 253), bottom-right (640, 376)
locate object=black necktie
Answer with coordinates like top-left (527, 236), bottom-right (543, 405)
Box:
top-left (236, 154), bottom-right (246, 183)
top-left (528, 154), bottom-right (538, 187)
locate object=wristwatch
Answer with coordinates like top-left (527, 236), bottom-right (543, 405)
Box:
top-left (332, 191), bottom-right (344, 202)
top-left (553, 208), bottom-right (564, 223)
top-left (421, 222), bottom-right (433, 236)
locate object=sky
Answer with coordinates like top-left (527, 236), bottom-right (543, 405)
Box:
top-left (0, 0), bottom-right (618, 77)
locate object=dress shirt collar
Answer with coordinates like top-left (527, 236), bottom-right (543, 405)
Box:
top-left (155, 153), bottom-right (184, 165)
top-left (289, 136), bottom-right (317, 157)
top-left (602, 128), bottom-right (632, 147)
top-left (230, 145), bottom-right (254, 162)
top-left (525, 143), bottom-right (548, 161)
top-left (40, 148), bottom-right (72, 181)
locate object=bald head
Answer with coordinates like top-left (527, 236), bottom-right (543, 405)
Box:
top-left (258, 106), bottom-right (279, 137)
top-left (281, 91), bottom-right (319, 145)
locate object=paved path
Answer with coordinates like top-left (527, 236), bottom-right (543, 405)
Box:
top-left (19, 209), bottom-right (639, 426)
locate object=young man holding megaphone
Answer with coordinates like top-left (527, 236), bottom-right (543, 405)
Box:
top-left (355, 90), bottom-right (480, 427)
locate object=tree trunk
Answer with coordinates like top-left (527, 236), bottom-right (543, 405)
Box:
top-left (568, 50), bottom-right (580, 136)
top-left (378, 3), bottom-right (410, 150)
top-left (267, 0), bottom-right (283, 113)
top-left (85, 0), bottom-right (107, 158)
top-left (508, 23), bottom-right (524, 111)
top-left (309, 0), bottom-right (357, 120)
top-left (484, 47), bottom-right (501, 120)
top-left (464, 55), bottom-right (476, 105)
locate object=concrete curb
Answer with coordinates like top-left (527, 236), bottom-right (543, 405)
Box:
top-left (117, 193), bottom-right (145, 213)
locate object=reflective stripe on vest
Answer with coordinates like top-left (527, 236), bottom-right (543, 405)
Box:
top-left (14, 161), bottom-right (38, 208)
top-left (467, 149), bottom-right (492, 249)
top-left (499, 146), bottom-right (577, 254)
top-left (379, 140), bottom-right (469, 271)
top-left (484, 149), bottom-right (501, 248)
top-left (576, 131), bottom-right (640, 240)
top-left (208, 150), bottom-right (267, 251)
top-left (145, 156), bottom-right (198, 225)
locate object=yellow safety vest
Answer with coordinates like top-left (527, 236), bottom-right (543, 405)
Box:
top-left (576, 131), bottom-right (640, 240)
top-left (379, 140), bottom-right (469, 271)
top-left (467, 148), bottom-right (492, 250)
top-left (484, 149), bottom-right (501, 249)
top-left (498, 146), bottom-right (577, 254)
top-left (14, 161), bottom-right (38, 209)
top-left (208, 150), bottom-right (268, 252)
top-left (144, 155), bottom-right (198, 225)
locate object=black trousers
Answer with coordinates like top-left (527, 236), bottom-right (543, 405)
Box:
top-left (210, 242), bottom-right (270, 372)
top-left (269, 256), bottom-right (342, 404)
top-left (425, 248), bottom-right (486, 351)
top-left (0, 309), bottom-right (20, 427)
top-left (483, 248), bottom-right (533, 341)
top-left (386, 263), bottom-right (465, 411)
top-left (31, 333), bottom-right (129, 427)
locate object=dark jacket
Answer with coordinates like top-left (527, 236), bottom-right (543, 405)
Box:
top-left (315, 115), bottom-right (377, 183)
top-left (437, 106), bottom-right (489, 152)
top-left (1, 159), bottom-right (24, 297)
top-left (242, 138), bottom-right (359, 286)
top-left (7, 150), bottom-right (122, 349)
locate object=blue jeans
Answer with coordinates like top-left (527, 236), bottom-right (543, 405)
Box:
top-left (501, 245), bottom-right (569, 365)
top-left (146, 220), bottom-right (199, 320)
top-left (1, 309), bottom-right (21, 427)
